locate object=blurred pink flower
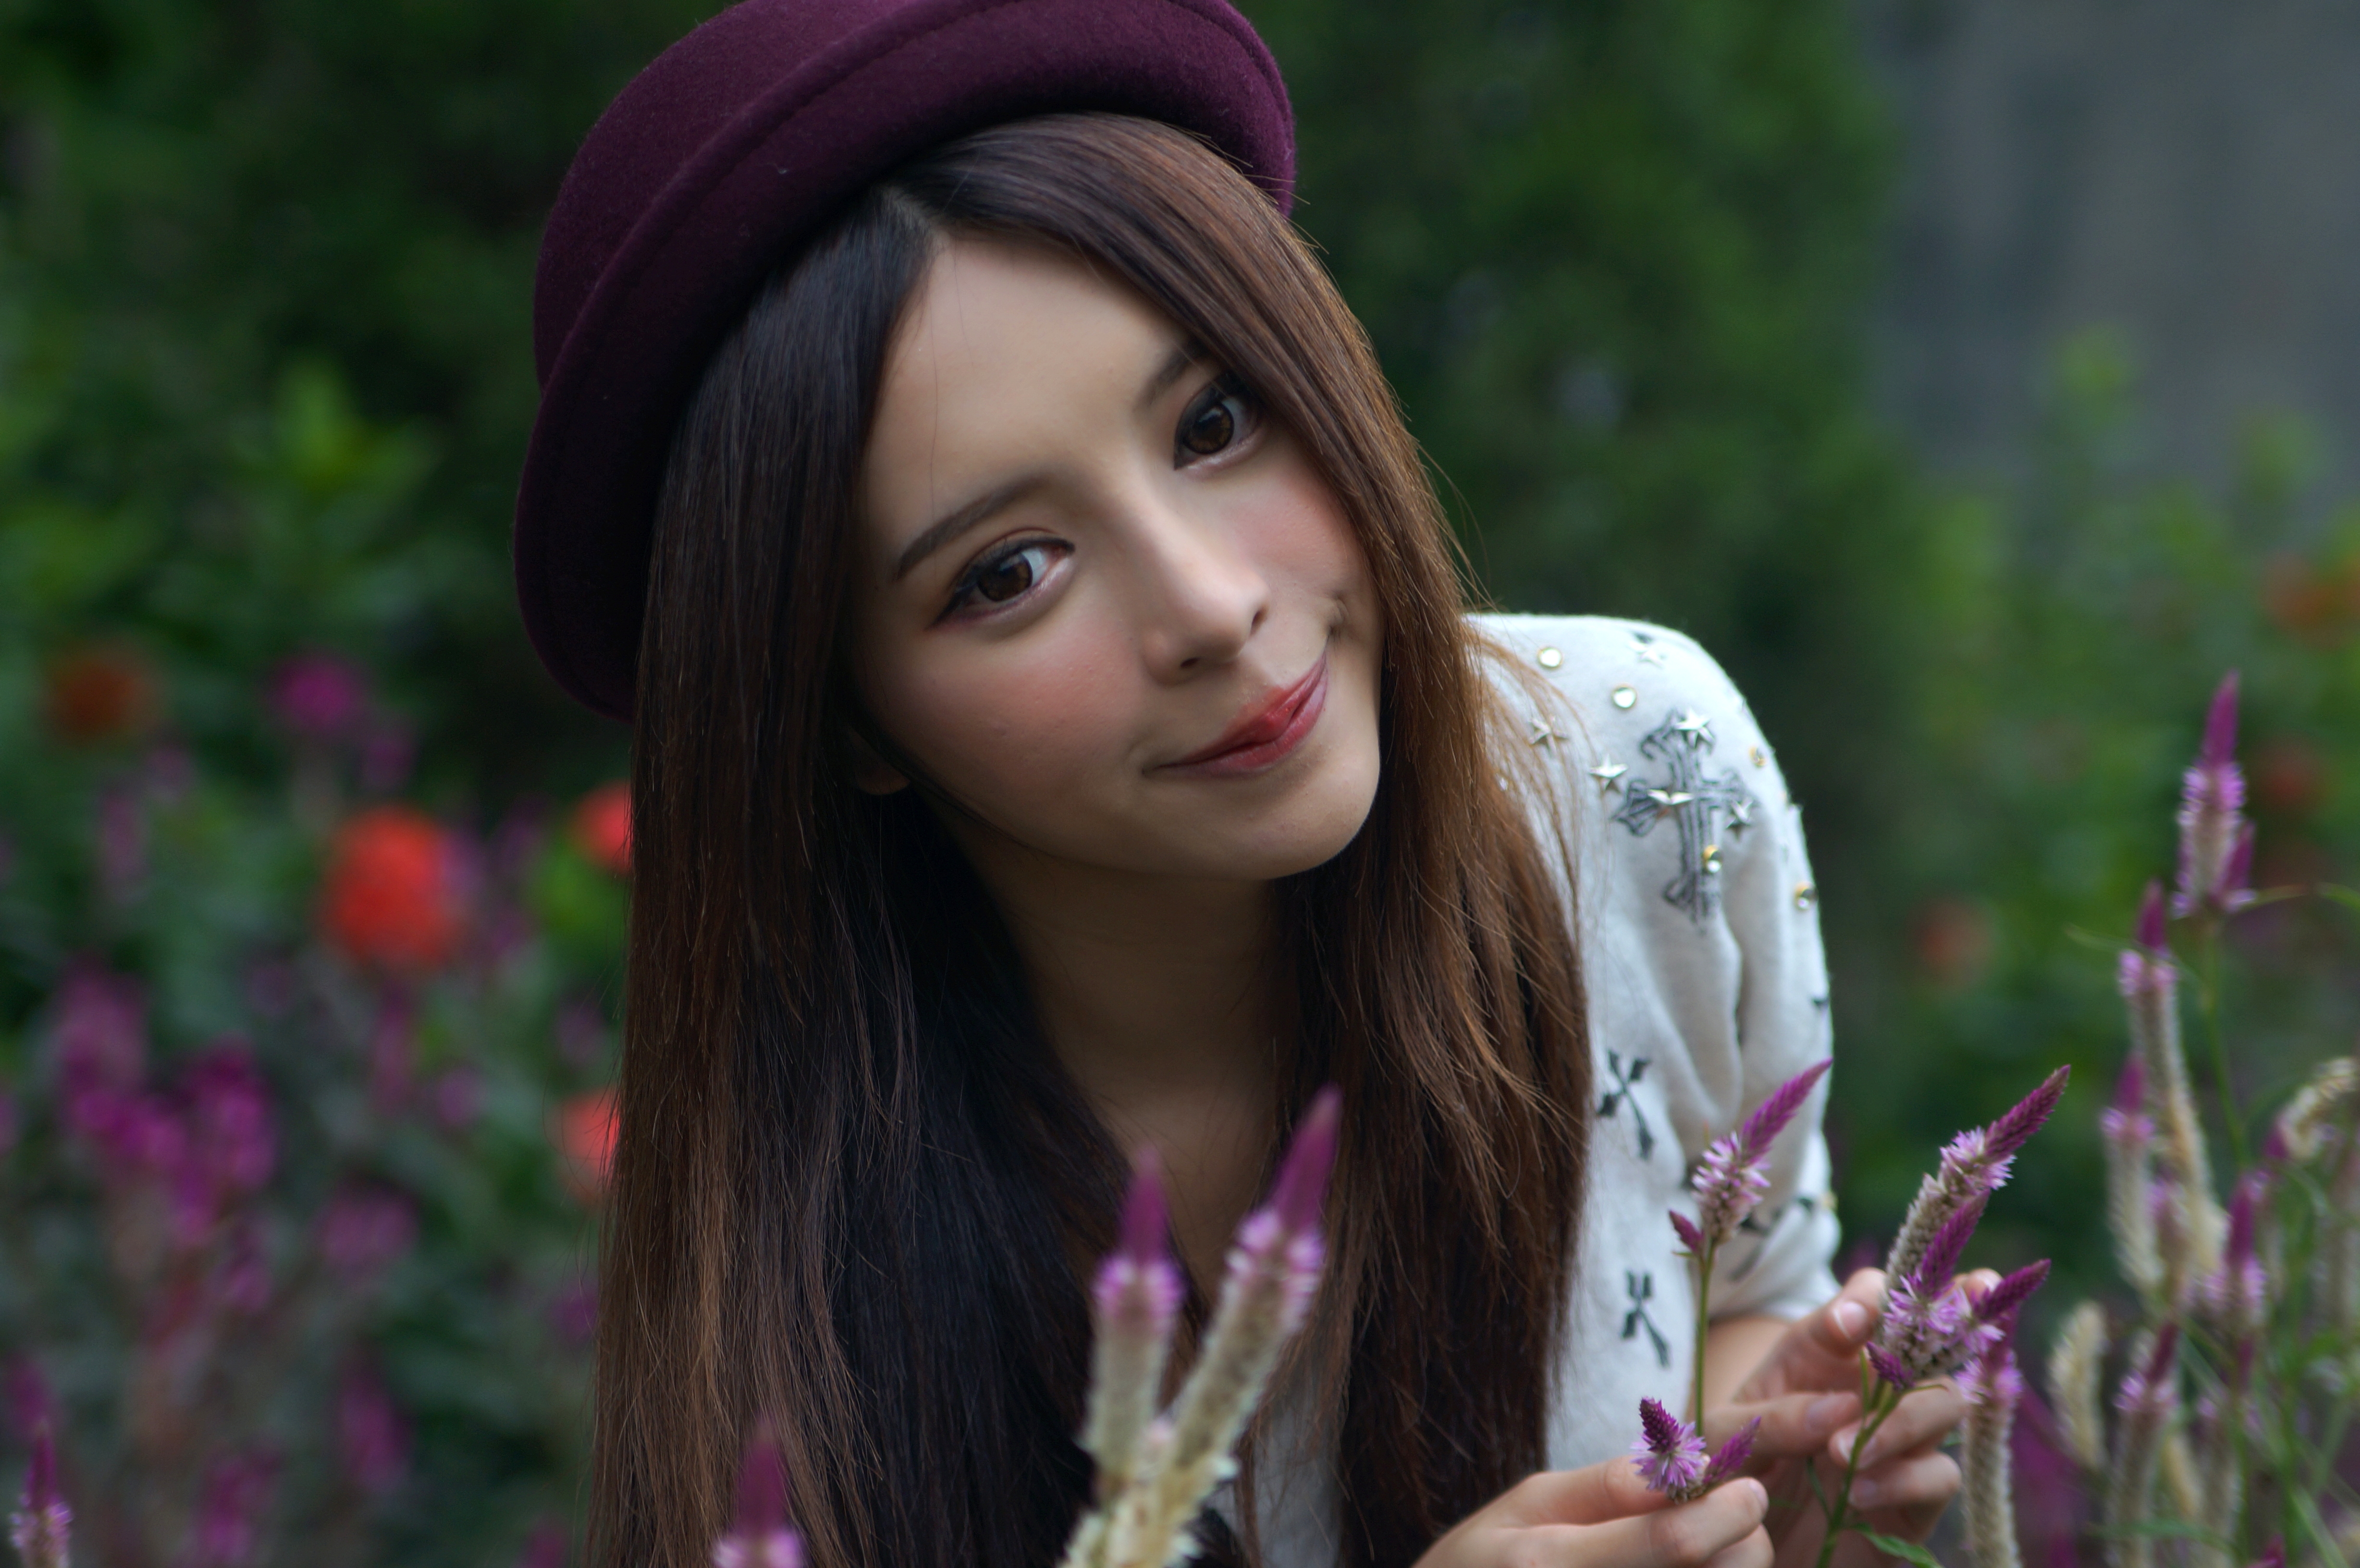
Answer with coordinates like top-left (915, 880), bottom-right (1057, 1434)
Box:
top-left (270, 654), bottom-right (368, 739)
top-left (187, 1452), bottom-right (277, 1567)
top-left (570, 783), bottom-right (631, 876)
top-left (7, 1423), bottom-right (71, 1568)
top-left (320, 808), bottom-right (468, 972)
top-left (53, 960), bottom-right (146, 1106)
top-left (713, 1421), bottom-right (802, 1568)
top-left (517, 1520), bottom-right (569, 1568)
top-left (336, 1361), bottom-right (409, 1497)
top-left (358, 725), bottom-right (416, 795)
top-left (210, 1220), bottom-right (274, 1315)
top-left (316, 1187), bottom-right (418, 1285)
top-left (185, 1042), bottom-right (274, 1197)
top-left (429, 1066), bottom-right (483, 1131)
top-left (548, 1280), bottom-right (597, 1349)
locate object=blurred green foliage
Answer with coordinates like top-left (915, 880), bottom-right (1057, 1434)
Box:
top-left (5, 0), bottom-right (2360, 1555)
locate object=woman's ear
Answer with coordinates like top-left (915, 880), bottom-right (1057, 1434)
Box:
top-left (846, 727), bottom-right (911, 796)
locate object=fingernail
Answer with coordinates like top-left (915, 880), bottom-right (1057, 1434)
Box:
top-left (1807, 1394), bottom-right (1854, 1432)
top-left (1832, 1300), bottom-right (1870, 1339)
top-left (1833, 1428), bottom-right (1857, 1461)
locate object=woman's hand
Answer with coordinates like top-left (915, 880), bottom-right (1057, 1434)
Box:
top-left (1413, 1458), bottom-right (1771, 1568)
top-left (1702, 1270), bottom-right (1977, 1568)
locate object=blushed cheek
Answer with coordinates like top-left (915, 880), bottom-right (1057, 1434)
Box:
top-left (886, 638), bottom-right (1136, 820)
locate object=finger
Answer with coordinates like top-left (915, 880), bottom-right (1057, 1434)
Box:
top-left (1580, 1481), bottom-right (1770, 1568)
top-left (1852, 1452), bottom-right (1962, 1514)
top-left (1835, 1385), bottom-right (1969, 1469)
top-left (1701, 1526), bottom-right (1773, 1568)
top-left (1775, 1274), bottom-right (1885, 1382)
top-left (1499, 1458), bottom-right (1674, 1527)
top-left (1705, 1390), bottom-right (1860, 1459)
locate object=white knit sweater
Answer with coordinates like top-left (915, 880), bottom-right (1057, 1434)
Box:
top-left (1231, 613), bottom-right (1842, 1565)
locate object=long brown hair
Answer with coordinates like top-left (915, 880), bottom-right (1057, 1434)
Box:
top-left (601, 113), bottom-right (1590, 1568)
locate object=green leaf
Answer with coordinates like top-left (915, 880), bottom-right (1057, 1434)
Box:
top-left (1853, 1531), bottom-right (1945, 1568)
top-left (2319, 883), bottom-right (2360, 916)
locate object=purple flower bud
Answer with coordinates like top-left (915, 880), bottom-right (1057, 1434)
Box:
top-left (1702, 1418), bottom-right (1761, 1485)
top-left (1969, 1259), bottom-right (2050, 1326)
top-left (1270, 1087), bottom-right (1342, 1234)
top-left (8, 1423), bottom-right (71, 1568)
top-left (2120, 883), bottom-right (2176, 999)
top-left (1911, 1195), bottom-right (1989, 1293)
top-left (1866, 1342), bottom-right (1915, 1390)
top-left (1735, 1060), bottom-right (1831, 1158)
top-left (1632, 1398), bottom-right (1709, 1496)
top-left (270, 653), bottom-right (368, 739)
top-left (1093, 1150), bottom-right (1183, 1337)
top-left (1669, 1210), bottom-right (1705, 1256)
top-left (2175, 675), bottom-right (2254, 918)
top-left (337, 1361), bottom-right (409, 1496)
top-left (713, 1420), bottom-right (803, 1568)
top-left (1983, 1066), bottom-right (2070, 1164)
top-left (2115, 1324), bottom-right (2180, 1415)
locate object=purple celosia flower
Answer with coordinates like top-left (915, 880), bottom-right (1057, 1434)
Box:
top-left (2118, 882), bottom-right (2175, 999)
top-left (211, 1219), bottom-right (274, 1315)
top-left (1632, 1398), bottom-right (1709, 1496)
top-left (337, 1361), bottom-right (409, 1497)
top-left (2100, 1054), bottom-right (2150, 1146)
top-left (5, 1361), bottom-right (54, 1444)
top-left (51, 961), bottom-right (147, 1147)
top-left (1959, 1335), bottom-right (2023, 1410)
top-left (1866, 1342), bottom-right (1916, 1391)
top-left (2203, 1170), bottom-right (2271, 1335)
top-left (270, 653), bottom-right (368, 739)
top-left (1688, 1060), bottom-right (1831, 1248)
top-left (1970, 1260), bottom-right (2051, 1327)
top-left (1094, 1150), bottom-right (1184, 1336)
top-left (2175, 673), bottom-right (2254, 919)
top-left (713, 1421), bottom-right (803, 1568)
top-left (317, 1186), bottom-right (418, 1284)
top-left (185, 1042), bottom-right (275, 1197)
top-left (1632, 1401), bottom-right (1758, 1500)
top-left (2114, 1325), bottom-right (2180, 1417)
top-left (188, 1452), bottom-right (278, 1568)
top-left (2247, 1538), bottom-right (2286, 1568)
top-left (7, 1423), bottom-right (71, 1568)
top-left (1216, 1086), bottom-right (1341, 1336)
top-left (1886, 1067), bottom-right (2068, 1285)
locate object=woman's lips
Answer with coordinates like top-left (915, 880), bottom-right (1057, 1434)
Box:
top-left (1161, 657), bottom-right (1330, 779)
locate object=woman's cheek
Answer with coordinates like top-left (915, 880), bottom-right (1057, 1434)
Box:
top-left (898, 638), bottom-right (1137, 817)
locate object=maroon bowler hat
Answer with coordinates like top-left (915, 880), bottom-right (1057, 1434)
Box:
top-left (515, 0), bottom-right (1295, 720)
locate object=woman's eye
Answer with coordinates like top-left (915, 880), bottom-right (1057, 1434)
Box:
top-left (1177, 379), bottom-right (1258, 463)
top-left (952, 541), bottom-right (1061, 611)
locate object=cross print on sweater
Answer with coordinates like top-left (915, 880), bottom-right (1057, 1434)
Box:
top-left (1608, 709), bottom-right (1759, 922)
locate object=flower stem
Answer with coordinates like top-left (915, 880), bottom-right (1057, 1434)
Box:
top-left (1692, 1239), bottom-right (1717, 1433)
top-left (1811, 1384), bottom-right (1903, 1568)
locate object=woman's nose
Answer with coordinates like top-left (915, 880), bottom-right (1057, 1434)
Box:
top-left (1123, 496), bottom-right (1269, 681)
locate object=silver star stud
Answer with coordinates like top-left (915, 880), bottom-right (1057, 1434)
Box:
top-left (1529, 716), bottom-right (1565, 747)
top-left (1672, 710), bottom-right (1713, 747)
top-left (1724, 796), bottom-right (1755, 837)
top-left (1589, 760), bottom-right (1628, 795)
top-left (1630, 635), bottom-right (1668, 666)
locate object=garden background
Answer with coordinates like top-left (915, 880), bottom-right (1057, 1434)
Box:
top-left (5, 0), bottom-right (2359, 1561)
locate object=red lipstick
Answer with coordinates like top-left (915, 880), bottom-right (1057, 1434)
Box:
top-left (1162, 656), bottom-right (1329, 778)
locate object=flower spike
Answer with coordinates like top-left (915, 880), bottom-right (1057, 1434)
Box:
top-left (1270, 1087), bottom-right (1341, 1234)
top-left (712, 1420), bottom-right (802, 1568)
top-left (1669, 1210), bottom-right (1705, 1257)
top-left (2175, 673), bottom-right (2255, 917)
top-left (8, 1423), bottom-right (71, 1568)
top-left (1970, 1260), bottom-right (2050, 1327)
top-left (1736, 1059), bottom-right (1831, 1157)
top-left (1702, 1419), bottom-right (1761, 1487)
top-left (1632, 1399), bottom-right (1709, 1497)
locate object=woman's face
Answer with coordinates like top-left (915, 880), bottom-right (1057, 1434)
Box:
top-left (846, 237), bottom-right (1383, 887)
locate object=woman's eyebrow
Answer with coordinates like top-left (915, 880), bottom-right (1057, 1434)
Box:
top-left (892, 475), bottom-right (1046, 582)
top-left (893, 337), bottom-right (1214, 583)
top-left (1135, 336), bottom-right (1207, 414)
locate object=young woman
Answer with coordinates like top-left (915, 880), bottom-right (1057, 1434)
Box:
top-left (511, 3), bottom-right (1974, 1565)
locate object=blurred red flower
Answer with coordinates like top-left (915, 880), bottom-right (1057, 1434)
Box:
top-left (570, 782), bottom-right (631, 875)
top-left (553, 1088), bottom-right (618, 1204)
top-left (42, 644), bottom-right (159, 745)
top-left (320, 808), bottom-right (467, 970)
